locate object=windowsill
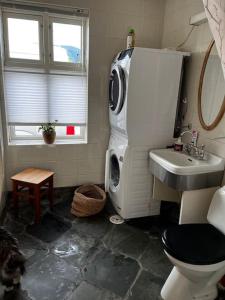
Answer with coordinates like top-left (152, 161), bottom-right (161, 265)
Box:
top-left (8, 139), bottom-right (87, 146)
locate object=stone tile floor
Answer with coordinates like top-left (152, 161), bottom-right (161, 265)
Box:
top-left (0, 188), bottom-right (224, 300)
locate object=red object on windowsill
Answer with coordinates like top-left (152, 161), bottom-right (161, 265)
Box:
top-left (66, 126), bottom-right (75, 135)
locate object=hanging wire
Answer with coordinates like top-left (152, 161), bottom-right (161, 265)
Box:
top-left (176, 25), bottom-right (196, 50)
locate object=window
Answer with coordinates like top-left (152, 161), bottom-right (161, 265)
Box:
top-left (3, 12), bottom-right (43, 64)
top-left (7, 17), bottom-right (40, 60)
top-left (2, 7), bottom-right (88, 144)
top-left (52, 21), bottom-right (81, 64)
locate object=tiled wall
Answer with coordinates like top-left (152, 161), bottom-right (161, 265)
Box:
top-left (162, 0), bottom-right (225, 165)
top-left (5, 0), bottom-right (165, 190)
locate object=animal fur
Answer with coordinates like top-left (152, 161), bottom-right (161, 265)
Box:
top-left (0, 227), bottom-right (25, 291)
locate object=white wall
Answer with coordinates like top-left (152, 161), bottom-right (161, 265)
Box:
top-left (5, 0), bottom-right (165, 190)
top-left (162, 0), bottom-right (225, 164)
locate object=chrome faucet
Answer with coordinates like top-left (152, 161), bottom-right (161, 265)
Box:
top-left (197, 144), bottom-right (206, 160)
top-left (180, 130), bottom-right (193, 141)
top-left (180, 130), bottom-right (205, 160)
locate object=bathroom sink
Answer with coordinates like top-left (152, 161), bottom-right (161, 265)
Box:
top-left (150, 149), bottom-right (225, 175)
top-left (149, 149), bottom-right (225, 191)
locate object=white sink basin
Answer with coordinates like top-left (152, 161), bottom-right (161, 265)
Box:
top-left (149, 149), bottom-right (225, 191)
top-left (150, 149), bottom-right (225, 175)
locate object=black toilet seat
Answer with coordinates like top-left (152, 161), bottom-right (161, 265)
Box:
top-left (162, 224), bottom-right (225, 265)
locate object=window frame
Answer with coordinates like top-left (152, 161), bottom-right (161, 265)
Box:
top-left (2, 10), bottom-right (44, 67)
top-left (1, 7), bottom-right (88, 145)
top-left (2, 8), bottom-right (87, 72)
top-left (48, 15), bottom-right (85, 72)
top-left (9, 125), bottom-right (87, 143)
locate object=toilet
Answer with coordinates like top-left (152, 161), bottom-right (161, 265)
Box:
top-left (161, 186), bottom-right (225, 300)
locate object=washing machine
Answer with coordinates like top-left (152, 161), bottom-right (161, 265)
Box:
top-left (105, 131), bottom-right (161, 219)
top-left (109, 48), bottom-right (133, 135)
top-left (106, 48), bottom-right (190, 219)
top-left (109, 47), bottom-right (189, 145)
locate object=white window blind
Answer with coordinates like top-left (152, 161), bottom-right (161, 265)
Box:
top-left (4, 70), bottom-right (88, 125)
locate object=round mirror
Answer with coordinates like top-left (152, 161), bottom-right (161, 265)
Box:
top-left (198, 40), bottom-right (225, 130)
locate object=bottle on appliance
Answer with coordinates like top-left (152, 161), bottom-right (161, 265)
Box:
top-left (127, 28), bottom-right (135, 49)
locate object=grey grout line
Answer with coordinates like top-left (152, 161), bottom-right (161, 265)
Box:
top-left (122, 236), bottom-right (153, 300)
top-left (123, 265), bottom-right (143, 300)
top-left (101, 228), bottom-right (148, 300)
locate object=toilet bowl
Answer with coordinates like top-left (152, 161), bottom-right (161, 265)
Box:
top-left (161, 186), bottom-right (225, 300)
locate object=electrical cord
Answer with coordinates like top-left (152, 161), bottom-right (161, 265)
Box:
top-left (176, 25), bottom-right (196, 50)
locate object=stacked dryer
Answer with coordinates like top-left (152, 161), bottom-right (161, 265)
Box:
top-left (105, 47), bottom-right (188, 219)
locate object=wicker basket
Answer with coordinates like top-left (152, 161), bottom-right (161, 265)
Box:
top-left (71, 184), bottom-right (106, 217)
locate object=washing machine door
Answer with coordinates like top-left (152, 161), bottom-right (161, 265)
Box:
top-left (109, 153), bottom-right (120, 191)
top-left (109, 65), bottom-right (126, 115)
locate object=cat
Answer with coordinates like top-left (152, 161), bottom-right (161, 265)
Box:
top-left (0, 227), bottom-right (26, 292)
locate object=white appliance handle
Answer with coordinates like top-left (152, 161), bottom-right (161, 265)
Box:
top-left (105, 149), bottom-right (110, 192)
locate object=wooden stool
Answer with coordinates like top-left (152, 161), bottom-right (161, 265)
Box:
top-left (11, 168), bottom-right (54, 223)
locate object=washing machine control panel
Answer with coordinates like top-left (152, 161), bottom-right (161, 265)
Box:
top-left (112, 48), bottom-right (134, 64)
top-left (118, 48), bottom-right (134, 60)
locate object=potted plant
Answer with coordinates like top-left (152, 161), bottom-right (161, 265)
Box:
top-left (38, 121), bottom-right (57, 144)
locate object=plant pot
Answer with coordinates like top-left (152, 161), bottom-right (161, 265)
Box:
top-left (42, 131), bottom-right (56, 144)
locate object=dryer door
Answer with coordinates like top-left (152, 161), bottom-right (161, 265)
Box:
top-left (109, 65), bottom-right (126, 115)
top-left (109, 153), bottom-right (120, 191)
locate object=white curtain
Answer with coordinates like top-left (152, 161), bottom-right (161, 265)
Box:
top-left (203, 0), bottom-right (225, 79)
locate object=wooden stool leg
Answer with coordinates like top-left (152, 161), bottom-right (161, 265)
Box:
top-left (48, 176), bottom-right (54, 210)
top-left (29, 187), bottom-right (34, 205)
top-left (12, 181), bottom-right (19, 216)
top-left (34, 185), bottom-right (41, 224)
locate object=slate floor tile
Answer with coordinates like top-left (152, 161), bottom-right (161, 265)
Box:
top-left (103, 224), bottom-right (149, 259)
top-left (83, 249), bottom-right (140, 297)
top-left (0, 288), bottom-right (32, 300)
top-left (7, 202), bottom-right (37, 225)
top-left (7, 193), bottom-right (56, 225)
top-left (26, 212), bottom-right (71, 243)
top-left (69, 281), bottom-right (122, 300)
top-left (140, 238), bottom-right (172, 280)
top-left (127, 270), bottom-right (164, 300)
top-left (52, 198), bottom-right (75, 221)
top-left (72, 215), bottom-right (111, 239)
top-left (3, 193), bottom-right (178, 300)
top-left (126, 216), bottom-right (171, 239)
top-left (103, 224), bottom-right (131, 245)
top-left (217, 288), bottom-right (225, 300)
top-left (3, 214), bottom-right (25, 235)
top-left (54, 187), bottom-right (74, 202)
top-left (16, 233), bottom-right (49, 267)
top-left (52, 229), bottom-right (99, 268)
top-left (22, 254), bottom-right (81, 300)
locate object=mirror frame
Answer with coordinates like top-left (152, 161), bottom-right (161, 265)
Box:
top-left (198, 40), bottom-right (225, 130)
